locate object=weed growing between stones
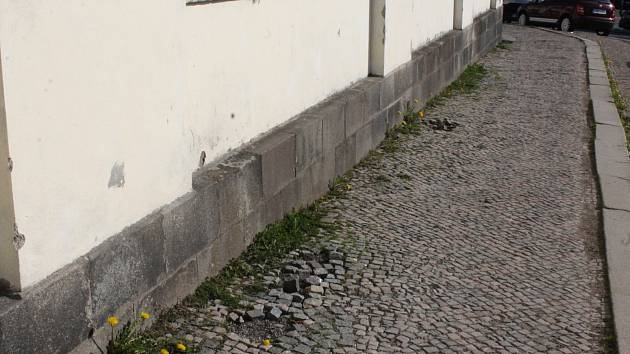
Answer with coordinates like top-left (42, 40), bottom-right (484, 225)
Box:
top-left (101, 313), bottom-right (185, 354)
top-left (382, 63), bottom-right (488, 154)
top-left (495, 40), bottom-right (513, 51)
top-left (426, 63), bottom-right (488, 109)
top-left (604, 55), bottom-right (630, 154)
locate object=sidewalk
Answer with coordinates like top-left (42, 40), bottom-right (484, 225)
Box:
top-left (150, 26), bottom-right (612, 354)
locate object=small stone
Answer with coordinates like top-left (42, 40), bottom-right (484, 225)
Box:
top-left (303, 298), bottom-right (323, 308)
top-left (301, 250), bottom-right (316, 261)
top-left (277, 303), bottom-right (290, 313)
top-left (292, 311), bottom-right (310, 321)
top-left (227, 332), bottom-right (241, 342)
top-left (330, 283), bottom-right (344, 291)
top-left (308, 261), bottom-right (323, 269)
top-left (314, 268), bottom-right (328, 276)
top-left (253, 304), bottom-right (265, 311)
top-left (268, 307), bottom-right (283, 320)
top-left (291, 293), bottom-right (305, 302)
top-left (246, 309), bottom-right (265, 320)
top-left (307, 285), bottom-right (324, 294)
top-left (283, 276), bottom-right (300, 293)
top-left (304, 275), bottom-right (322, 286)
top-left (229, 312), bottom-right (240, 322)
top-left (329, 251), bottom-right (344, 260)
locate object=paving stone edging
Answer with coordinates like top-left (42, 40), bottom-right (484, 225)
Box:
top-left (540, 27), bottom-right (630, 354)
top-left (0, 10), bottom-right (503, 354)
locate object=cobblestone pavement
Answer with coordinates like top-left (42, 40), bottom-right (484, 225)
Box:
top-left (171, 26), bottom-right (612, 354)
top-left (576, 28), bottom-right (630, 117)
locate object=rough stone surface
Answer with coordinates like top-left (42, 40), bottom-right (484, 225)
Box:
top-left (592, 99), bottom-right (622, 126)
top-left (87, 211), bottom-right (166, 325)
top-left (249, 132), bottom-right (296, 198)
top-left (0, 259), bottom-right (92, 354)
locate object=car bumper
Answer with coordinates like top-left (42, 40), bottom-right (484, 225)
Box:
top-left (574, 16), bottom-right (615, 31)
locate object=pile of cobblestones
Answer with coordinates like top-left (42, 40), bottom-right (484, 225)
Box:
top-left (157, 238), bottom-right (357, 354)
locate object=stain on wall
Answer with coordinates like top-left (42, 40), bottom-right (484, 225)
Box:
top-left (108, 161), bottom-right (125, 188)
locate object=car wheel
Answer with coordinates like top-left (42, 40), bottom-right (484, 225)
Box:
top-left (597, 30), bottom-right (610, 36)
top-left (560, 17), bottom-right (573, 32)
top-left (518, 13), bottom-right (528, 26)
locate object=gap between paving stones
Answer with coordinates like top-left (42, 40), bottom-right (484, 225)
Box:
top-left (538, 26), bottom-right (630, 354)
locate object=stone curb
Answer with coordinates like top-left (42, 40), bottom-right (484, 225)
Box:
top-left (538, 27), bottom-right (630, 354)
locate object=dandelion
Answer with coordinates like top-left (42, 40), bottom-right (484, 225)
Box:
top-left (107, 316), bottom-right (119, 327)
top-left (176, 343), bottom-right (187, 351)
top-left (160, 350), bottom-right (170, 354)
top-left (418, 111), bottom-right (425, 119)
top-left (140, 312), bottom-right (150, 320)
top-left (262, 339), bottom-right (271, 347)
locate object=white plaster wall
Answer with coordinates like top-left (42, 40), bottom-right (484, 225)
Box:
top-left (381, 0), bottom-right (455, 75)
top-left (472, 0), bottom-right (492, 17)
top-left (411, 1), bottom-right (455, 49)
top-left (0, 0), bottom-right (370, 286)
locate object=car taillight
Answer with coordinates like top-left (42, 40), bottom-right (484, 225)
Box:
top-left (576, 4), bottom-right (585, 15)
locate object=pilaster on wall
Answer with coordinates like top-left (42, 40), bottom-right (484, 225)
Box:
top-left (491, 0), bottom-right (503, 10)
top-left (0, 46), bottom-right (21, 292)
top-left (369, 0), bottom-right (387, 77)
top-left (454, 0), bottom-right (474, 30)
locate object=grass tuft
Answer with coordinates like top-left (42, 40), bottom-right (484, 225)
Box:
top-left (604, 55), bottom-right (630, 153)
top-left (426, 63), bottom-right (488, 109)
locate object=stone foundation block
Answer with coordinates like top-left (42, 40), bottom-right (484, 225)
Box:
top-left (0, 259), bottom-right (91, 354)
top-left (248, 132), bottom-right (296, 198)
top-left (87, 211), bottom-right (166, 326)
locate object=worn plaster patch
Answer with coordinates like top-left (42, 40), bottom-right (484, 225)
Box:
top-left (108, 161), bottom-right (125, 188)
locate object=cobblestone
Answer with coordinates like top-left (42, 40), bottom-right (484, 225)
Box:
top-left (163, 26), bottom-right (611, 353)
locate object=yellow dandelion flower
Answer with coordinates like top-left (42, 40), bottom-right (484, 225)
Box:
top-left (140, 312), bottom-right (150, 320)
top-left (160, 350), bottom-right (170, 354)
top-left (418, 111), bottom-right (425, 119)
top-left (262, 339), bottom-right (271, 347)
top-left (106, 316), bottom-right (119, 327)
top-left (176, 343), bottom-right (187, 351)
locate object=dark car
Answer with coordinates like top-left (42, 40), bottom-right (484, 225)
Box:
top-left (619, 1), bottom-right (630, 28)
top-left (518, 0), bottom-right (616, 36)
top-left (504, 0), bottom-right (531, 22)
